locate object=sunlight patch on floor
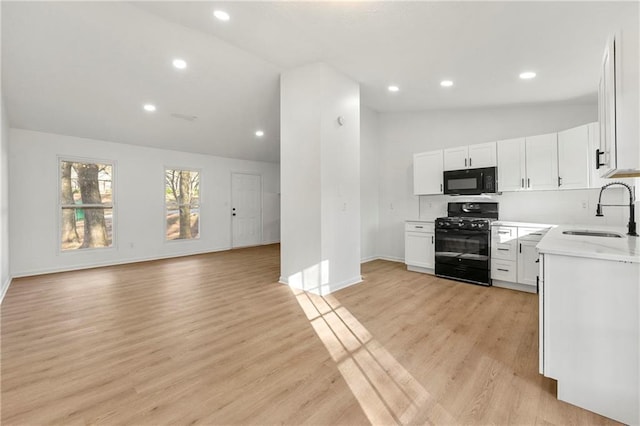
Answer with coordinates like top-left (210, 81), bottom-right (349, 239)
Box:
top-left (292, 288), bottom-right (456, 425)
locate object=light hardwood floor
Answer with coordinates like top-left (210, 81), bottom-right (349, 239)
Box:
top-left (1, 244), bottom-right (618, 425)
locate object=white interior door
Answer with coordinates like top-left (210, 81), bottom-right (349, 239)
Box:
top-left (231, 173), bottom-right (262, 248)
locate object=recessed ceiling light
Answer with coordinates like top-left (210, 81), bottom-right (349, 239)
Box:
top-left (440, 80), bottom-right (454, 87)
top-left (519, 71), bottom-right (537, 80)
top-left (255, 130), bottom-right (264, 137)
top-left (143, 104), bottom-right (156, 112)
top-left (213, 10), bottom-right (230, 21)
top-left (172, 59), bottom-right (187, 69)
top-left (388, 85), bottom-right (399, 92)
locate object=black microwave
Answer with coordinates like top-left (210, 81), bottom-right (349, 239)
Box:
top-left (443, 167), bottom-right (497, 195)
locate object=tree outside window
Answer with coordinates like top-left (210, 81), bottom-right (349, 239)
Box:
top-left (60, 160), bottom-right (113, 251)
top-left (165, 169), bottom-right (200, 240)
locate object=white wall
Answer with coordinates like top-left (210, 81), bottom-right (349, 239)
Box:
top-left (375, 102), bottom-right (629, 261)
top-left (9, 129), bottom-right (280, 277)
top-left (1, 97), bottom-right (10, 299)
top-left (360, 106), bottom-right (379, 262)
top-left (280, 63), bottom-right (361, 295)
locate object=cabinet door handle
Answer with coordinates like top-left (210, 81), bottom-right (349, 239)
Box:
top-left (497, 248), bottom-right (509, 251)
top-left (558, 176), bottom-right (562, 186)
top-left (519, 243), bottom-right (522, 253)
top-left (415, 226), bottom-right (423, 228)
top-left (527, 178), bottom-right (531, 188)
top-left (531, 233), bottom-right (542, 236)
top-left (497, 268), bottom-right (509, 272)
top-left (440, 183), bottom-right (443, 192)
top-left (431, 235), bottom-right (434, 244)
top-left (465, 158), bottom-right (467, 167)
top-left (469, 158), bottom-right (472, 167)
top-left (595, 148), bottom-right (605, 169)
top-left (521, 178), bottom-right (524, 188)
top-left (498, 231), bottom-right (510, 235)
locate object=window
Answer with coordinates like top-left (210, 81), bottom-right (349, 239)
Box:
top-left (165, 169), bottom-right (200, 240)
top-left (60, 160), bottom-right (113, 251)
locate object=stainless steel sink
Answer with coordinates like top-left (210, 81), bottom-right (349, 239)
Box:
top-left (562, 230), bottom-right (623, 238)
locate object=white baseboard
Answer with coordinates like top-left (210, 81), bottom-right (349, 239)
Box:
top-left (11, 247), bottom-right (234, 278)
top-left (278, 274), bottom-right (363, 296)
top-left (407, 265), bottom-right (435, 275)
top-left (325, 275), bottom-right (363, 294)
top-left (360, 255), bottom-right (405, 264)
top-left (0, 276), bottom-right (12, 304)
top-left (492, 279), bottom-right (537, 294)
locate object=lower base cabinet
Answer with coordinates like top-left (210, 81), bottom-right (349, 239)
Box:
top-left (405, 221), bottom-right (434, 272)
top-left (491, 224), bottom-right (550, 292)
top-left (539, 252), bottom-right (639, 425)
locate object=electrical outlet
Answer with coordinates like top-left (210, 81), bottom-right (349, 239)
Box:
top-left (581, 200), bottom-right (588, 209)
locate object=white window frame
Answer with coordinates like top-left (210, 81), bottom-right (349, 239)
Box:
top-left (164, 166), bottom-right (201, 242)
top-left (57, 156), bottom-right (116, 254)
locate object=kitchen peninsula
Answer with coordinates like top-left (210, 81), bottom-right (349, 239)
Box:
top-left (537, 225), bottom-right (640, 425)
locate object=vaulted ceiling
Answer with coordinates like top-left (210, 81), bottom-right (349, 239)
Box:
top-left (2, 1), bottom-right (637, 163)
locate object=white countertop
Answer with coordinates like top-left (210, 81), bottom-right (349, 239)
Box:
top-left (406, 219), bottom-right (434, 223)
top-left (492, 220), bottom-right (555, 228)
top-left (537, 225), bottom-right (640, 263)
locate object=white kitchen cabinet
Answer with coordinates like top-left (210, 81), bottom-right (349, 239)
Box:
top-left (496, 138), bottom-right (526, 191)
top-left (443, 142), bottom-right (496, 171)
top-left (596, 34), bottom-right (640, 178)
top-left (413, 150), bottom-right (443, 195)
top-left (491, 225), bottom-right (518, 283)
top-left (540, 252), bottom-right (639, 425)
top-left (498, 134), bottom-right (558, 192)
top-left (525, 133), bottom-right (559, 190)
top-left (491, 224), bottom-right (549, 293)
top-left (557, 124), bottom-right (589, 190)
top-left (468, 142), bottom-right (497, 168)
top-left (405, 222), bottom-right (435, 272)
top-left (587, 122), bottom-right (608, 188)
top-left (517, 240), bottom-right (540, 286)
top-left (443, 146), bottom-right (468, 171)
top-left (596, 36), bottom-right (617, 177)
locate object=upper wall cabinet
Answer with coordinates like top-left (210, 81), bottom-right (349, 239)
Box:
top-left (597, 34), bottom-right (640, 178)
top-left (526, 133), bottom-right (559, 190)
top-left (413, 150), bottom-right (444, 195)
top-left (557, 124), bottom-right (590, 190)
top-left (497, 138), bottom-right (526, 192)
top-left (497, 133), bottom-right (558, 191)
top-left (596, 36), bottom-right (617, 177)
top-left (443, 142), bottom-right (497, 171)
top-left (587, 122), bottom-right (608, 188)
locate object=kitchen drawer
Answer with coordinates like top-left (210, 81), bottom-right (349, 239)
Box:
top-left (405, 222), bottom-right (434, 233)
top-left (492, 226), bottom-right (517, 243)
top-left (518, 227), bottom-right (549, 241)
top-left (492, 259), bottom-right (517, 282)
top-left (492, 241), bottom-right (517, 261)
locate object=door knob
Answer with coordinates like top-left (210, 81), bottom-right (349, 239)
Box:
top-left (232, 213), bottom-right (236, 216)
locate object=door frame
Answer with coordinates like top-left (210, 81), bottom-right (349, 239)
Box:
top-left (230, 171), bottom-right (263, 248)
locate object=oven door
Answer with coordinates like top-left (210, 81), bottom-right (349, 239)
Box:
top-left (435, 228), bottom-right (491, 285)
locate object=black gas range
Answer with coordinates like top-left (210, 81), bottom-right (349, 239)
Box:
top-left (434, 202), bottom-right (498, 286)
